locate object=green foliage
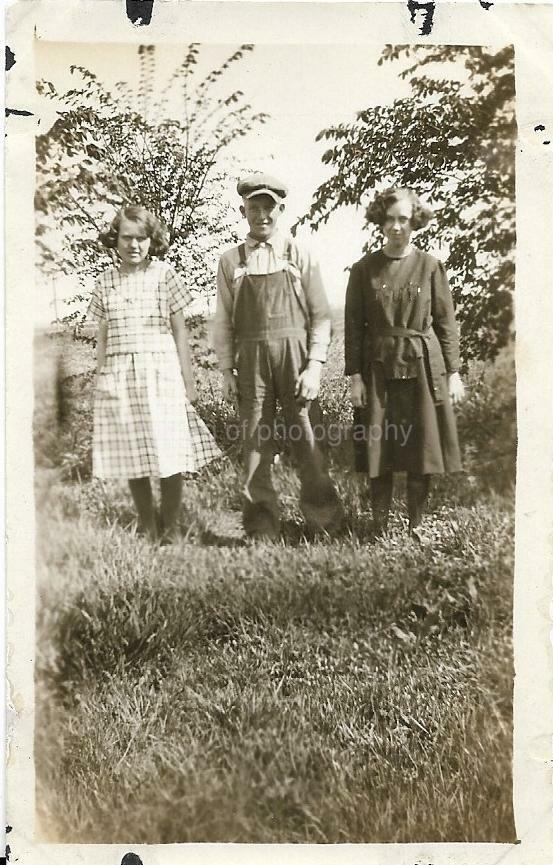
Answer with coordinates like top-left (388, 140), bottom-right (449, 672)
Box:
top-left (299, 45), bottom-right (516, 363)
top-left (36, 44), bottom-right (268, 325)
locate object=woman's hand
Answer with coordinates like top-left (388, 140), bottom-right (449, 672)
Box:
top-left (295, 360), bottom-right (322, 403)
top-left (448, 371), bottom-right (465, 405)
top-left (222, 369), bottom-right (239, 403)
top-left (349, 374), bottom-right (367, 407)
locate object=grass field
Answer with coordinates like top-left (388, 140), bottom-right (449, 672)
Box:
top-left (34, 319), bottom-right (517, 843)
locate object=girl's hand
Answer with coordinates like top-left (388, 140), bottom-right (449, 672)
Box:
top-left (222, 369), bottom-right (239, 403)
top-left (349, 374), bottom-right (367, 407)
top-left (186, 383), bottom-right (198, 404)
top-left (448, 371), bottom-right (465, 405)
top-left (182, 376), bottom-right (198, 404)
top-left (94, 362), bottom-right (106, 390)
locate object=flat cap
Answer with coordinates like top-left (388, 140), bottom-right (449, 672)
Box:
top-left (237, 173), bottom-right (288, 203)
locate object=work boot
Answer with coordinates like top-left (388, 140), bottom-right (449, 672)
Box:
top-left (300, 481), bottom-right (344, 534)
top-left (243, 501), bottom-right (280, 541)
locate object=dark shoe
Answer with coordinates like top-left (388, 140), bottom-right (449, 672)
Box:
top-left (157, 511), bottom-right (182, 546)
top-left (301, 496), bottom-right (344, 534)
top-left (409, 525), bottom-right (429, 546)
top-left (135, 518), bottom-right (158, 542)
top-left (372, 519), bottom-right (389, 539)
top-left (160, 528), bottom-right (178, 546)
top-left (243, 502), bottom-right (280, 541)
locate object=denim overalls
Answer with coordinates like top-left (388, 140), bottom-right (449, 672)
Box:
top-left (233, 242), bottom-right (341, 537)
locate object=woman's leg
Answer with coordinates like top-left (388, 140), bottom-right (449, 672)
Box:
top-left (370, 472), bottom-right (393, 535)
top-left (160, 473), bottom-right (183, 542)
top-left (407, 473), bottom-right (432, 533)
top-left (128, 477), bottom-right (157, 540)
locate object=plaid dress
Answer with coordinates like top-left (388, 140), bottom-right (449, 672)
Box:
top-left (88, 260), bottom-right (221, 479)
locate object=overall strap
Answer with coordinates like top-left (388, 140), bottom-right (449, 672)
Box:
top-left (282, 239), bottom-right (309, 319)
top-left (238, 243), bottom-right (247, 267)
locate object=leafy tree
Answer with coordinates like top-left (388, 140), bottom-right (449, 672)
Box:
top-left (36, 44), bottom-right (268, 330)
top-left (299, 45), bottom-right (515, 363)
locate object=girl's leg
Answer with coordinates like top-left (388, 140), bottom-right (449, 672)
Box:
top-left (407, 473), bottom-right (432, 534)
top-left (370, 472), bottom-right (393, 535)
top-left (160, 473), bottom-right (183, 542)
top-left (128, 477), bottom-right (157, 540)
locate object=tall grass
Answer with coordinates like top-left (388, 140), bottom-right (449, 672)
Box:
top-left (34, 326), bottom-right (516, 843)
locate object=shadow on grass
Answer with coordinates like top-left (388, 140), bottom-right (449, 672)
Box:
top-left (199, 527), bottom-right (247, 548)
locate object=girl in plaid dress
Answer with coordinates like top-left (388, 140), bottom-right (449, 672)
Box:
top-left (88, 205), bottom-right (221, 543)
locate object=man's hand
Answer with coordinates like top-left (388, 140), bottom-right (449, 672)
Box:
top-left (222, 369), bottom-right (239, 402)
top-left (295, 360), bottom-right (322, 403)
top-left (349, 373), bottom-right (367, 407)
top-left (448, 371), bottom-right (465, 406)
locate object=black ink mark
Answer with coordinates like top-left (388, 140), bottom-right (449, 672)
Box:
top-left (534, 124), bottom-right (550, 145)
top-left (5, 46), bottom-right (15, 71)
top-left (478, 0), bottom-right (494, 9)
top-left (121, 854), bottom-right (144, 865)
top-left (126, 0), bottom-right (154, 26)
top-left (6, 842), bottom-right (10, 861)
top-left (5, 107), bottom-right (34, 118)
top-left (5, 827), bottom-right (12, 834)
top-left (407, 0), bottom-right (435, 35)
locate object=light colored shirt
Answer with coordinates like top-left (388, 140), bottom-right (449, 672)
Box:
top-left (87, 260), bottom-right (192, 355)
top-left (213, 232), bottom-right (332, 371)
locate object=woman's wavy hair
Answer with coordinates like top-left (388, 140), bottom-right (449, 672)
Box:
top-left (366, 187), bottom-right (435, 231)
top-left (99, 205), bottom-right (170, 257)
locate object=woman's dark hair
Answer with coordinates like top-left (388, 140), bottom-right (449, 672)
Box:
top-left (100, 205), bottom-right (170, 257)
top-left (366, 187), bottom-right (435, 230)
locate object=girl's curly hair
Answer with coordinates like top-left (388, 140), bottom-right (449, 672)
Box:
top-left (99, 205), bottom-right (170, 257)
top-left (366, 187), bottom-right (435, 231)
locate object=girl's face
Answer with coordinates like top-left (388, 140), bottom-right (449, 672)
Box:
top-left (382, 199), bottom-right (414, 248)
top-left (117, 218), bottom-right (152, 267)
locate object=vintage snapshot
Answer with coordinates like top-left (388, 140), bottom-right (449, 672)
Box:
top-left (5, 1), bottom-right (553, 864)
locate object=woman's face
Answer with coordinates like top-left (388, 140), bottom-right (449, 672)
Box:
top-left (117, 218), bottom-right (151, 266)
top-left (382, 199), bottom-right (414, 248)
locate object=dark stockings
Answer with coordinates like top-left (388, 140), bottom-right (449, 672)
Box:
top-left (370, 472), bottom-right (393, 534)
top-left (370, 472), bottom-right (432, 534)
top-left (128, 477), bottom-right (157, 540)
top-left (159, 473), bottom-right (183, 541)
top-left (128, 473), bottom-right (183, 542)
top-left (406, 473), bottom-right (431, 530)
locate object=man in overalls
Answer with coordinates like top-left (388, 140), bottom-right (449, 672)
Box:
top-left (214, 173), bottom-right (342, 539)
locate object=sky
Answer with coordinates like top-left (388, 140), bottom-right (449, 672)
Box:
top-left (35, 40), bottom-right (417, 324)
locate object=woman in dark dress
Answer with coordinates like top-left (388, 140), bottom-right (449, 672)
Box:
top-left (344, 187), bottom-right (465, 540)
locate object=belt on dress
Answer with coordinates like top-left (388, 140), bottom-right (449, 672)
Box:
top-left (378, 326), bottom-right (443, 401)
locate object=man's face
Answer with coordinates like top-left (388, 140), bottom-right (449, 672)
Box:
top-left (241, 194), bottom-right (284, 241)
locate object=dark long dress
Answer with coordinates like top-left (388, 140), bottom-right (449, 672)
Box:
top-left (344, 247), bottom-right (462, 478)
